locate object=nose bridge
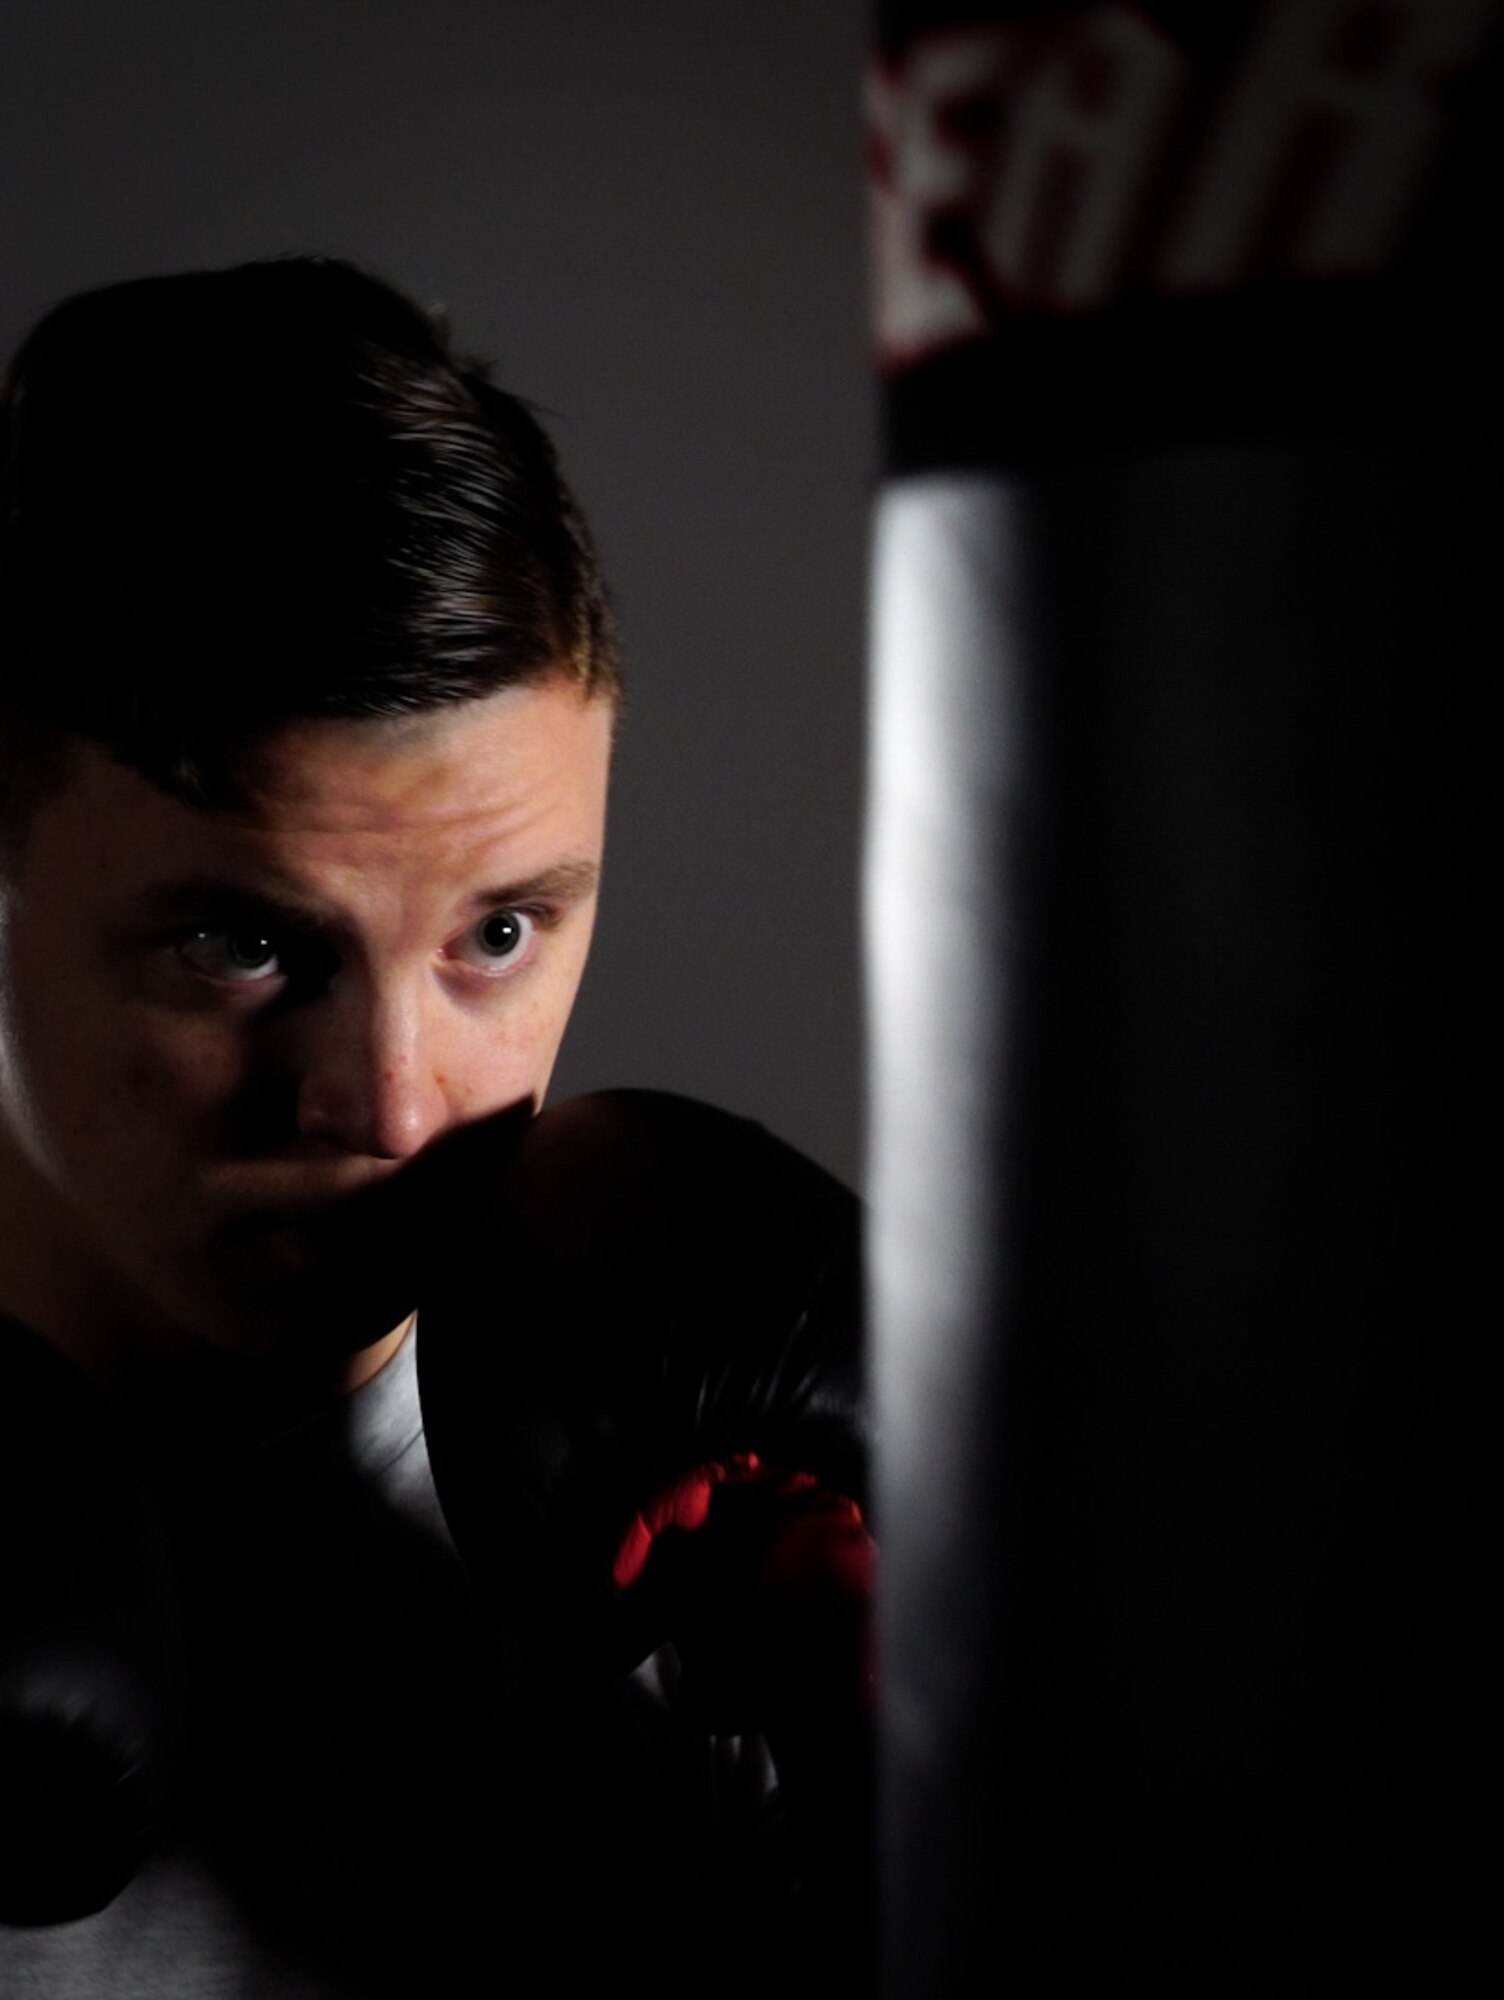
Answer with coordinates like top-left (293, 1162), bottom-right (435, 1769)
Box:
top-left (296, 960), bottom-right (449, 1159)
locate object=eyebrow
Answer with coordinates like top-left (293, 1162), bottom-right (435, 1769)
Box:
top-left (464, 859), bottom-right (602, 910)
top-left (129, 858), bottom-right (602, 930)
top-left (129, 877), bottom-right (332, 932)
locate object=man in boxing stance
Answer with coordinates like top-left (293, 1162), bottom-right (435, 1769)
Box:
top-left (0, 259), bottom-right (868, 1993)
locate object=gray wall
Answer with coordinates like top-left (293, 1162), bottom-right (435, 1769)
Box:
top-left (0, 0), bottom-right (873, 1185)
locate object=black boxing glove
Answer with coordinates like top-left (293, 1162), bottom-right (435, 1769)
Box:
top-left (0, 1317), bottom-right (181, 1925)
top-left (609, 1451), bottom-right (875, 1734)
top-left (605, 1444), bottom-right (876, 1977)
top-left (415, 1090), bottom-right (868, 1672)
top-left (413, 1091), bottom-right (873, 1961)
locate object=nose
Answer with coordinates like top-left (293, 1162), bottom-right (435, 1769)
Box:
top-left (294, 975), bottom-right (452, 1160)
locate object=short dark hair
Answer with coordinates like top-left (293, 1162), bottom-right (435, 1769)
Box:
top-left (0, 256), bottom-right (619, 830)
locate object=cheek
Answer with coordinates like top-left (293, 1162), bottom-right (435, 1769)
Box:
top-left (453, 1010), bottom-right (559, 1112)
top-left (450, 961), bottom-right (592, 1115)
top-left (4, 919), bottom-right (220, 1127)
top-left (527, 941), bottom-right (596, 1096)
top-left (60, 1015), bottom-right (253, 1148)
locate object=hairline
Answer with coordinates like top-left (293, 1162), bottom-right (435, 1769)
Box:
top-left (0, 667), bottom-right (620, 874)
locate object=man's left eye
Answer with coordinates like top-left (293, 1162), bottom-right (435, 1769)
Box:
top-left (451, 909), bottom-right (536, 974)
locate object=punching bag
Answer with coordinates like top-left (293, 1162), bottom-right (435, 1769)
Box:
top-left (864, 4), bottom-right (1496, 1992)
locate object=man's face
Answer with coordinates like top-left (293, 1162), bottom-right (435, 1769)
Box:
top-left (0, 677), bottom-right (612, 1366)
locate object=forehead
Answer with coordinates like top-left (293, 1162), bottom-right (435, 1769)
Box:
top-left (14, 681), bottom-right (613, 909)
top-left (232, 682), bottom-right (613, 836)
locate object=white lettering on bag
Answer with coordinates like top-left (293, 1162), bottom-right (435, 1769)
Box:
top-left (873, 0), bottom-right (1496, 370)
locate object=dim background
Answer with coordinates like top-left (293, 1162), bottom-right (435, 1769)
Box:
top-left (0, 0), bottom-right (872, 1186)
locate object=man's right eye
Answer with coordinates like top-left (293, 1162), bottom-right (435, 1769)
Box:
top-left (178, 927), bottom-right (283, 983)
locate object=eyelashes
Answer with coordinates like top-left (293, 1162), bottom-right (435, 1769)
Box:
top-left (178, 926), bottom-right (284, 983)
top-left (446, 908), bottom-right (539, 976)
top-left (172, 906), bottom-right (556, 993)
